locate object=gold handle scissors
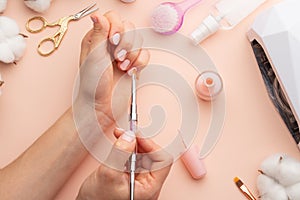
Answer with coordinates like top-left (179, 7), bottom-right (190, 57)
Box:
top-left (26, 3), bottom-right (99, 56)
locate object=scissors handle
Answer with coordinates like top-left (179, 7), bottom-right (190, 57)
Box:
top-left (26, 16), bottom-right (51, 33)
top-left (37, 37), bottom-right (57, 56)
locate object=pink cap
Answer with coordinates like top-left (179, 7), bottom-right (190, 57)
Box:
top-left (181, 145), bottom-right (207, 179)
top-left (195, 71), bottom-right (223, 101)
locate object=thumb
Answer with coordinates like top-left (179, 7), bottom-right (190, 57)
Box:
top-left (90, 14), bottom-right (110, 39)
top-left (80, 14), bottom-right (110, 65)
top-left (104, 130), bottom-right (136, 172)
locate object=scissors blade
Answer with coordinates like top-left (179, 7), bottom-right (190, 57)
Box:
top-left (79, 7), bottom-right (99, 19)
top-left (74, 3), bottom-right (99, 19)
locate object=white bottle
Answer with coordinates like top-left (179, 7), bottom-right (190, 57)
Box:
top-left (191, 0), bottom-right (266, 45)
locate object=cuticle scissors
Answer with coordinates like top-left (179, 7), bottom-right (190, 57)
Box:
top-left (26, 3), bottom-right (99, 56)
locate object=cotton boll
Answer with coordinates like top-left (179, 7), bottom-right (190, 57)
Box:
top-left (6, 35), bottom-right (26, 60)
top-left (0, 0), bottom-right (7, 13)
top-left (277, 156), bottom-right (300, 186)
top-left (0, 29), bottom-right (5, 43)
top-left (263, 185), bottom-right (288, 200)
top-left (257, 174), bottom-right (288, 200)
top-left (24, 0), bottom-right (52, 13)
top-left (0, 16), bottom-right (20, 37)
top-left (260, 153), bottom-right (285, 179)
top-left (286, 182), bottom-right (300, 200)
top-left (0, 43), bottom-right (15, 63)
top-left (0, 16), bottom-right (26, 63)
top-left (257, 174), bottom-right (277, 196)
top-left (257, 154), bottom-right (300, 200)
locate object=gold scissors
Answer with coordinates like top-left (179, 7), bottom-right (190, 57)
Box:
top-left (26, 3), bottom-right (99, 56)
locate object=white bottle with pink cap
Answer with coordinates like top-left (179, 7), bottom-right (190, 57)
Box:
top-left (195, 71), bottom-right (223, 101)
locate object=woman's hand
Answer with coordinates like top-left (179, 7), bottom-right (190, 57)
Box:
top-left (76, 11), bottom-right (149, 133)
top-left (76, 128), bottom-right (173, 200)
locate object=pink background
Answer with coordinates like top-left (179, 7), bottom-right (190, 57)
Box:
top-left (1, 0), bottom-right (299, 199)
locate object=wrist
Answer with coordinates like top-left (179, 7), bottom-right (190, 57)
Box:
top-left (72, 100), bottom-right (115, 139)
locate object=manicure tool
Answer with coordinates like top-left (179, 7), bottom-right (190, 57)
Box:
top-left (25, 3), bottom-right (99, 56)
top-left (129, 69), bottom-right (138, 200)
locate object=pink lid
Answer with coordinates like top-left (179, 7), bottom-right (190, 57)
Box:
top-left (181, 145), bottom-right (207, 179)
top-left (195, 71), bottom-right (223, 101)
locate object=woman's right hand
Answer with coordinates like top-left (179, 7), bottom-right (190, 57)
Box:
top-left (76, 128), bottom-right (173, 200)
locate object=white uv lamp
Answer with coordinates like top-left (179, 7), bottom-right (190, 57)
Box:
top-left (247, 0), bottom-right (300, 149)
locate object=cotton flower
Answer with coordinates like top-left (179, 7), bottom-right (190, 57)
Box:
top-left (24, 0), bottom-right (52, 13)
top-left (257, 153), bottom-right (300, 200)
top-left (0, 16), bottom-right (26, 64)
top-left (0, 0), bottom-right (7, 13)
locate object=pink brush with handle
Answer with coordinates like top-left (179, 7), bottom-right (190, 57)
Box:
top-left (151, 0), bottom-right (203, 35)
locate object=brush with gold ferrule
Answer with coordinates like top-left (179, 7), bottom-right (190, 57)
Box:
top-left (234, 177), bottom-right (256, 200)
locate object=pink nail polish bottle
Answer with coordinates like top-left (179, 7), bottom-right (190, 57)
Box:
top-left (181, 145), bottom-right (207, 179)
top-left (179, 130), bottom-right (206, 180)
top-left (195, 71), bottom-right (223, 101)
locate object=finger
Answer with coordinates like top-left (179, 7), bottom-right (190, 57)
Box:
top-left (104, 11), bottom-right (124, 46)
top-left (117, 32), bottom-right (144, 71)
top-left (137, 136), bottom-right (160, 153)
top-left (114, 127), bottom-right (125, 138)
top-left (127, 49), bottom-right (150, 73)
top-left (105, 130), bottom-right (136, 172)
top-left (114, 21), bottom-right (136, 63)
top-left (137, 137), bottom-right (173, 183)
top-left (80, 14), bottom-right (110, 65)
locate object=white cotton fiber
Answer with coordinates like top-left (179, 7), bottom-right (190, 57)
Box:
top-left (257, 154), bottom-right (300, 200)
top-left (257, 174), bottom-right (288, 200)
top-left (286, 182), bottom-right (300, 199)
top-left (0, 16), bottom-right (26, 63)
top-left (0, 43), bottom-right (15, 63)
top-left (260, 153), bottom-right (284, 179)
top-left (24, 0), bottom-right (52, 13)
top-left (0, 16), bottom-right (19, 36)
top-left (6, 35), bottom-right (26, 60)
top-left (0, 0), bottom-right (7, 13)
top-left (0, 29), bottom-right (5, 42)
top-left (257, 174), bottom-right (278, 195)
top-left (277, 156), bottom-right (300, 186)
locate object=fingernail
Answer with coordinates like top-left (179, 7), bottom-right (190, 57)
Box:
top-left (120, 59), bottom-right (130, 71)
top-left (117, 49), bottom-right (127, 61)
top-left (127, 67), bottom-right (137, 76)
top-left (116, 127), bottom-right (125, 132)
top-left (90, 15), bottom-right (98, 23)
top-left (121, 131), bottom-right (135, 142)
top-left (112, 33), bottom-right (120, 45)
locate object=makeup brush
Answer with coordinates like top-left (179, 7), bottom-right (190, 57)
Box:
top-left (151, 0), bottom-right (203, 35)
top-left (234, 177), bottom-right (257, 200)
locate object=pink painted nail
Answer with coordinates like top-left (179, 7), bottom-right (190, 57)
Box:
top-left (120, 59), bottom-right (130, 71)
top-left (117, 49), bottom-right (127, 61)
top-left (121, 131), bottom-right (135, 142)
top-left (112, 33), bottom-right (121, 45)
top-left (127, 67), bottom-right (137, 76)
top-left (116, 127), bottom-right (125, 132)
top-left (90, 16), bottom-right (98, 23)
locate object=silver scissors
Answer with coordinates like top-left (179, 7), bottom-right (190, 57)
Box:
top-left (26, 3), bottom-right (99, 56)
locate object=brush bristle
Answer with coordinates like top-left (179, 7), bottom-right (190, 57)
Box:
top-left (151, 4), bottom-right (180, 34)
top-left (234, 177), bottom-right (243, 187)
